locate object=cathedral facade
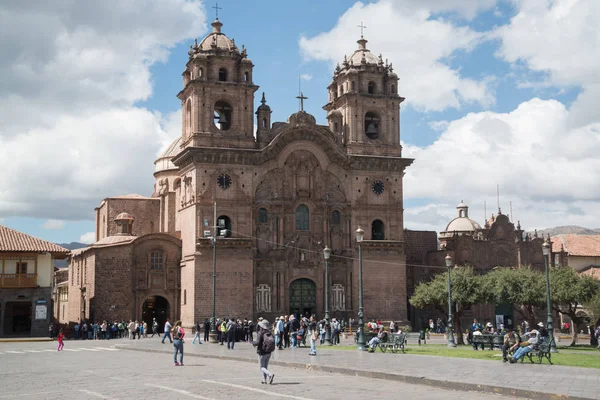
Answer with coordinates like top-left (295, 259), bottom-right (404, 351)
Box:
top-left (58, 19), bottom-right (413, 329)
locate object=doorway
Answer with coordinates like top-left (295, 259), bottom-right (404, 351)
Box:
top-left (142, 296), bottom-right (170, 333)
top-left (3, 302), bottom-right (32, 335)
top-left (289, 279), bottom-right (316, 319)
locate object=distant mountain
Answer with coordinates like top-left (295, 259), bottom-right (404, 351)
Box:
top-left (54, 242), bottom-right (88, 268)
top-left (529, 226), bottom-right (600, 237)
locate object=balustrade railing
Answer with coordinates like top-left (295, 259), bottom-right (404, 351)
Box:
top-left (0, 273), bottom-right (37, 288)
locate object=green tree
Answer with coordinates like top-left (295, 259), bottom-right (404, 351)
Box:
top-left (482, 266), bottom-right (546, 327)
top-left (584, 291), bottom-right (600, 327)
top-left (550, 267), bottom-right (600, 346)
top-left (410, 267), bottom-right (485, 345)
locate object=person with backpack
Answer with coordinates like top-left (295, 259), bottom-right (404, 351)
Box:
top-left (172, 320), bottom-right (185, 366)
top-left (226, 318), bottom-right (237, 350)
top-left (252, 319), bottom-right (275, 384)
top-left (192, 321), bottom-right (202, 344)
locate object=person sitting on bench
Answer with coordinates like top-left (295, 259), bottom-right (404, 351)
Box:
top-left (368, 327), bottom-right (388, 352)
top-left (508, 329), bottom-right (539, 363)
top-left (502, 328), bottom-right (521, 363)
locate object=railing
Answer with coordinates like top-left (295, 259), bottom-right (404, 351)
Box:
top-left (0, 273), bottom-right (37, 288)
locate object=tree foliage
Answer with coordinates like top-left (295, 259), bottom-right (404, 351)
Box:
top-left (410, 267), bottom-right (486, 345)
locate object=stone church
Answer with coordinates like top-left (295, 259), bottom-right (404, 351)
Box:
top-left (57, 18), bottom-right (415, 329)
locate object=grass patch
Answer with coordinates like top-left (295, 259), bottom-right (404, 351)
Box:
top-left (326, 344), bottom-right (600, 369)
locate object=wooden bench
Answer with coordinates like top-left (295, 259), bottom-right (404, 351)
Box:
top-left (472, 334), bottom-right (504, 350)
top-left (377, 333), bottom-right (406, 354)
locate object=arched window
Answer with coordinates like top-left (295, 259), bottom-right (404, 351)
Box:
top-left (218, 68), bottom-right (227, 81)
top-left (295, 204), bottom-right (309, 231)
top-left (334, 122), bottom-right (339, 133)
top-left (368, 81), bottom-right (376, 94)
top-left (199, 68), bottom-right (203, 78)
top-left (364, 112), bottom-right (380, 139)
top-left (262, 118), bottom-right (267, 128)
top-left (391, 84), bottom-right (395, 94)
top-left (258, 208), bottom-right (268, 223)
top-left (351, 81), bottom-right (356, 91)
top-left (244, 71), bottom-right (249, 82)
top-left (340, 85), bottom-right (344, 95)
top-left (213, 100), bottom-right (232, 130)
top-left (186, 99), bottom-right (192, 136)
top-left (372, 219), bottom-right (385, 240)
top-left (217, 215), bottom-right (232, 237)
top-left (150, 250), bottom-right (164, 270)
top-left (331, 210), bottom-right (341, 225)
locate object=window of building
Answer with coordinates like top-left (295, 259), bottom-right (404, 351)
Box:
top-left (391, 84), bottom-right (395, 94)
top-left (340, 85), bottom-right (344, 95)
top-left (295, 204), bottom-right (310, 231)
top-left (244, 71), bottom-right (249, 82)
top-left (150, 250), bottom-right (164, 270)
top-left (368, 81), bottom-right (376, 94)
top-left (256, 284), bottom-right (272, 312)
top-left (214, 100), bottom-right (232, 130)
top-left (183, 289), bottom-right (187, 305)
top-left (218, 68), bottom-right (227, 81)
top-left (331, 210), bottom-right (341, 225)
top-left (199, 67), bottom-right (203, 78)
top-left (186, 99), bottom-right (192, 136)
top-left (217, 215), bottom-right (232, 237)
top-left (262, 118), bottom-right (267, 128)
top-left (258, 208), bottom-right (268, 223)
top-left (364, 112), bottom-right (380, 139)
top-left (372, 219), bottom-right (385, 240)
top-left (351, 81), bottom-right (356, 91)
top-left (17, 262), bottom-right (27, 274)
top-left (334, 122), bottom-right (339, 133)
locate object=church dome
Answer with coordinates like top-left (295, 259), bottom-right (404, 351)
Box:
top-left (155, 137), bottom-right (182, 173)
top-left (349, 37), bottom-right (379, 65)
top-left (197, 19), bottom-right (240, 54)
top-left (115, 212), bottom-right (135, 221)
top-left (441, 201), bottom-right (481, 236)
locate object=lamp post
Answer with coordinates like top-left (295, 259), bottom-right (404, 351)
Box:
top-left (356, 226), bottom-right (366, 351)
top-left (445, 254), bottom-right (457, 348)
top-left (210, 201), bottom-right (218, 341)
top-left (542, 240), bottom-right (557, 353)
top-left (323, 245), bottom-right (332, 346)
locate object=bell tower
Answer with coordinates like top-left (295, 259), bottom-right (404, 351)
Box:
top-left (178, 18), bottom-right (259, 149)
top-left (323, 33), bottom-right (403, 157)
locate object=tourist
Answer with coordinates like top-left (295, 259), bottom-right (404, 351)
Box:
top-left (508, 330), bottom-right (539, 363)
top-left (485, 322), bottom-right (494, 334)
top-left (276, 316), bottom-right (285, 350)
top-left (537, 322), bottom-right (549, 339)
top-left (192, 321), bottom-right (202, 344)
top-left (252, 319), bottom-right (275, 384)
top-left (389, 320), bottom-right (395, 334)
top-left (226, 318), bottom-right (237, 350)
top-left (172, 320), bottom-right (185, 366)
top-left (368, 327), bottom-right (388, 352)
top-left (203, 318), bottom-right (211, 342)
top-left (151, 318), bottom-right (159, 337)
top-left (57, 330), bottom-right (64, 351)
top-left (49, 322), bottom-right (55, 339)
top-left (283, 316), bottom-right (291, 348)
top-left (308, 315), bottom-right (318, 356)
top-left (290, 315), bottom-right (300, 348)
top-left (472, 319), bottom-right (484, 350)
top-left (162, 319), bottom-right (173, 344)
top-left (502, 328), bottom-right (521, 363)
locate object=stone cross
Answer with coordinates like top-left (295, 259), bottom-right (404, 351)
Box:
top-left (357, 21), bottom-right (367, 37)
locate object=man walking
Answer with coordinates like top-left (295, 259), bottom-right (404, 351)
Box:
top-left (276, 316), bottom-right (285, 350)
top-left (252, 319), bottom-right (275, 384)
top-left (203, 318), bottom-right (210, 342)
top-left (226, 318), bottom-right (237, 350)
top-left (162, 319), bottom-right (173, 344)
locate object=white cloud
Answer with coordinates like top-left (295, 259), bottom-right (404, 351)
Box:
top-left (300, 73), bottom-right (313, 81)
top-left (493, 0), bottom-right (600, 89)
top-left (42, 219), bottom-right (65, 230)
top-left (428, 120), bottom-right (449, 131)
top-left (79, 232), bottom-right (96, 244)
top-left (403, 98), bottom-right (600, 232)
top-left (299, 0), bottom-right (495, 111)
top-left (0, 1), bottom-right (206, 220)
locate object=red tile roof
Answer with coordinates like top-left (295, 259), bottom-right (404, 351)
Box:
top-left (0, 224), bottom-right (70, 254)
top-left (552, 234), bottom-right (600, 257)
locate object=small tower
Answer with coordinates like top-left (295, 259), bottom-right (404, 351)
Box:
top-left (114, 212), bottom-right (134, 235)
top-left (178, 18), bottom-right (259, 149)
top-left (256, 92), bottom-right (272, 147)
top-left (323, 33), bottom-right (403, 156)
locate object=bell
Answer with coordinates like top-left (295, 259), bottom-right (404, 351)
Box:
top-left (366, 123), bottom-right (378, 135)
top-left (218, 113), bottom-right (228, 124)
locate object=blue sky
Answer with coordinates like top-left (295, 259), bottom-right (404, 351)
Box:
top-left (1, 0), bottom-right (599, 244)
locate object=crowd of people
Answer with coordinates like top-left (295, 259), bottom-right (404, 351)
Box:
top-left (49, 319), bottom-right (161, 340)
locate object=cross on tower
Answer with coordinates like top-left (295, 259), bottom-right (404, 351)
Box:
top-left (357, 21), bottom-right (367, 37)
top-left (213, 1), bottom-right (222, 19)
top-left (296, 76), bottom-right (308, 112)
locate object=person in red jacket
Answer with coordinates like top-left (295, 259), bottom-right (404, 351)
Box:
top-left (57, 330), bottom-right (64, 351)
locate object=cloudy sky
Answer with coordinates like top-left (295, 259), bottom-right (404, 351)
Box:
top-left (0, 0), bottom-right (599, 244)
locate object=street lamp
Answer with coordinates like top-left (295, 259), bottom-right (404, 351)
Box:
top-left (445, 254), bottom-right (457, 348)
top-left (210, 201), bottom-right (218, 342)
top-left (542, 240), bottom-right (558, 353)
top-left (323, 245), bottom-right (332, 346)
top-left (356, 226), bottom-right (366, 351)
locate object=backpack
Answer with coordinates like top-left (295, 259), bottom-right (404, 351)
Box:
top-left (173, 326), bottom-right (182, 340)
top-left (262, 331), bottom-right (276, 353)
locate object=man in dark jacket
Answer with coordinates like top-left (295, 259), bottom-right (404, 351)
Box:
top-left (203, 319), bottom-right (210, 342)
top-left (252, 320), bottom-right (275, 384)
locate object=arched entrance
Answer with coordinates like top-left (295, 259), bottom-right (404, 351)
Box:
top-left (289, 279), bottom-right (316, 319)
top-left (142, 296), bottom-right (169, 333)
